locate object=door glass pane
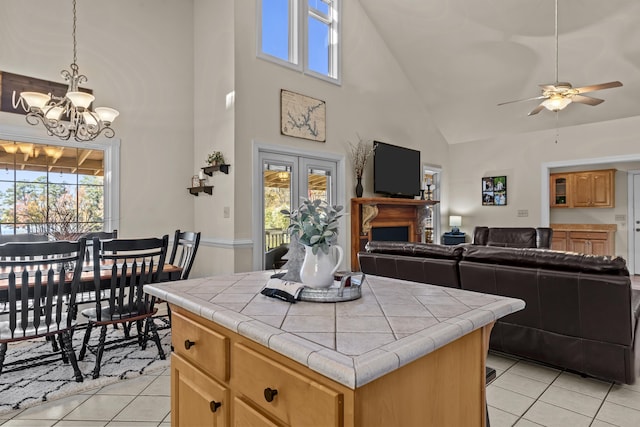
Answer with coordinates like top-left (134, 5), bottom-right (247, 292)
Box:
top-left (308, 167), bottom-right (329, 201)
top-left (263, 162), bottom-right (292, 251)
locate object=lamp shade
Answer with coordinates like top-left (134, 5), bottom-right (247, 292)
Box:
top-left (94, 107), bottom-right (119, 123)
top-left (44, 105), bottom-right (64, 120)
top-left (66, 91), bottom-right (95, 108)
top-left (449, 216), bottom-right (462, 227)
top-left (542, 95), bottom-right (571, 112)
top-left (20, 92), bottom-right (51, 110)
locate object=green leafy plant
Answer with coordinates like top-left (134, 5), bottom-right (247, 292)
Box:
top-left (207, 151), bottom-right (225, 165)
top-left (281, 198), bottom-right (343, 255)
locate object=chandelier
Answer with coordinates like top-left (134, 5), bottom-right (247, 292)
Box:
top-left (18, 0), bottom-right (118, 142)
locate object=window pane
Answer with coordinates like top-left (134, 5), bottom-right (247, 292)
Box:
top-left (0, 181), bottom-right (14, 225)
top-left (78, 184), bottom-right (104, 223)
top-left (262, 0), bottom-right (291, 62)
top-left (15, 182), bottom-right (47, 225)
top-left (309, 0), bottom-right (329, 16)
top-left (308, 17), bottom-right (330, 75)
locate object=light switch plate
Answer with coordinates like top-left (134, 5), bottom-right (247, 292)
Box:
top-left (223, 206), bottom-right (230, 218)
top-left (517, 210), bottom-right (528, 217)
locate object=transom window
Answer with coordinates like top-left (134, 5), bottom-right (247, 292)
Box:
top-left (259, 0), bottom-right (340, 83)
top-left (0, 140), bottom-right (105, 239)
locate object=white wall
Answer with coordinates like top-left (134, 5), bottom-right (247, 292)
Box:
top-left (228, 0), bottom-right (451, 271)
top-left (191, 0), bottom-right (237, 277)
top-left (0, 0), bottom-right (195, 240)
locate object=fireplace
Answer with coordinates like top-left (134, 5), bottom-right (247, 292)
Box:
top-left (371, 226), bottom-right (410, 242)
top-left (350, 197), bottom-right (440, 271)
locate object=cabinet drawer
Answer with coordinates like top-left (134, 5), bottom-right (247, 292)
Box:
top-left (172, 311), bottom-right (229, 382)
top-left (233, 343), bottom-right (342, 427)
top-left (172, 353), bottom-right (228, 426)
top-left (569, 231), bottom-right (607, 241)
top-left (234, 397), bottom-right (282, 427)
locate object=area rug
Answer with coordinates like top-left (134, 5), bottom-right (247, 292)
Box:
top-left (0, 321), bottom-right (171, 415)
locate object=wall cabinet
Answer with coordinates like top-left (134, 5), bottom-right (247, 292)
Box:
top-left (550, 224), bottom-right (616, 256)
top-left (549, 169), bottom-right (615, 208)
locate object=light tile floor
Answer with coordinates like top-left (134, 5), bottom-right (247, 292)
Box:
top-left (2, 351), bottom-right (638, 426)
top-left (1, 280), bottom-right (638, 426)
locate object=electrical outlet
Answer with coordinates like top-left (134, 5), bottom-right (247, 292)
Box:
top-left (615, 214), bottom-right (626, 222)
top-left (223, 206), bottom-right (230, 218)
top-left (517, 210), bottom-right (528, 217)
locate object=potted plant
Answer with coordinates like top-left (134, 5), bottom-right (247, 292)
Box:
top-left (281, 199), bottom-right (344, 288)
top-left (207, 151), bottom-right (225, 166)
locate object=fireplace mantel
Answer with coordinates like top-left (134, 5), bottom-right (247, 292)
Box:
top-left (350, 197), bottom-right (440, 271)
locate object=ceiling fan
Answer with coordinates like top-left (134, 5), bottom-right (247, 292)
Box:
top-left (498, 0), bottom-right (622, 116)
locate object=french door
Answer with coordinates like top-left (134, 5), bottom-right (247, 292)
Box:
top-left (259, 151), bottom-right (338, 269)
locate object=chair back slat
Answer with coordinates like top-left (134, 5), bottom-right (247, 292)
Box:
top-left (91, 235), bottom-right (168, 323)
top-left (0, 239), bottom-right (86, 341)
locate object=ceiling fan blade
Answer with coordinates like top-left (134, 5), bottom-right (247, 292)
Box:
top-left (528, 104), bottom-right (546, 116)
top-left (571, 94), bottom-right (604, 106)
top-left (498, 95), bottom-right (547, 106)
top-left (574, 81), bottom-right (622, 94)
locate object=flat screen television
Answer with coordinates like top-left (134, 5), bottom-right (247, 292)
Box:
top-left (373, 141), bottom-right (421, 198)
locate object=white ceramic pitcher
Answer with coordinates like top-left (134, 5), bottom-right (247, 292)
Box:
top-left (300, 244), bottom-right (344, 289)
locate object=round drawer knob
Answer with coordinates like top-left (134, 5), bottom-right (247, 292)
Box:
top-left (264, 387), bottom-right (278, 402)
top-left (184, 339), bottom-right (195, 350)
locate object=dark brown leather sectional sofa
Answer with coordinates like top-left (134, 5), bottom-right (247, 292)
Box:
top-left (358, 239), bottom-right (640, 384)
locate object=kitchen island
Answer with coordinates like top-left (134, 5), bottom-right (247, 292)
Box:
top-left (145, 271), bottom-right (524, 427)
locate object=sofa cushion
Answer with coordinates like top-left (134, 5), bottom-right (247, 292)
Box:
top-left (487, 228), bottom-right (537, 248)
top-left (365, 241), bottom-right (464, 260)
top-left (462, 245), bottom-right (629, 276)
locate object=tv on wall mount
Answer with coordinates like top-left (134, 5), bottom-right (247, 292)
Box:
top-left (373, 141), bottom-right (421, 199)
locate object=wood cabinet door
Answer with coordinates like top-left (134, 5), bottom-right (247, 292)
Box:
top-left (551, 236), bottom-right (567, 251)
top-left (550, 174), bottom-right (571, 207)
top-left (172, 353), bottom-right (228, 427)
top-left (591, 171), bottom-right (613, 207)
top-left (572, 173), bottom-right (593, 207)
top-left (569, 238), bottom-right (590, 254)
top-left (590, 239), bottom-right (609, 256)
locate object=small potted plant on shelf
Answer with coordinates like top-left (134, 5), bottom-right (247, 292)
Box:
top-left (207, 151), bottom-right (225, 166)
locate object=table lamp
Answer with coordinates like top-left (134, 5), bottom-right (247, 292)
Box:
top-left (449, 215), bottom-right (462, 234)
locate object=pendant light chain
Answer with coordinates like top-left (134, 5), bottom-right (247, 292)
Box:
top-left (72, 0), bottom-right (77, 66)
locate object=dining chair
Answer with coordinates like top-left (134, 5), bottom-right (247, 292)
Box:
top-left (78, 235), bottom-right (168, 379)
top-left (168, 229), bottom-right (201, 280)
top-left (70, 230), bottom-right (119, 317)
top-left (0, 238), bottom-right (87, 382)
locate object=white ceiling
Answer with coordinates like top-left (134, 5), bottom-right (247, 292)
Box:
top-left (359, 0), bottom-right (640, 145)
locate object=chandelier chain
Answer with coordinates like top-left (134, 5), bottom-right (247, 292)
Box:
top-left (72, 0), bottom-right (77, 66)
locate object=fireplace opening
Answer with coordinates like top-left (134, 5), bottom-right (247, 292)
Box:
top-left (371, 226), bottom-right (410, 242)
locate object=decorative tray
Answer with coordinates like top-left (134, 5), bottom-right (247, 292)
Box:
top-left (298, 271), bottom-right (365, 303)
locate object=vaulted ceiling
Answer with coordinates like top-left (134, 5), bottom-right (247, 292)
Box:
top-left (359, 0), bottom-right (640, 145)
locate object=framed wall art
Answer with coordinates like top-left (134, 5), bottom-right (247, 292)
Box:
top-left (482, 175), bottom-right (507, 206)
top-left (280, 89), bottom-right (326, 142)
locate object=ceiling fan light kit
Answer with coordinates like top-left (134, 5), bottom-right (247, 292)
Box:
top-left (499, 0), bottom-right (622, 116)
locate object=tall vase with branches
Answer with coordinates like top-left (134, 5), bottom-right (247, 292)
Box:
top-left (346, 135), bottom-right (375, 198)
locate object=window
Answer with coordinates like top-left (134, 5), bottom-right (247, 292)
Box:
top-left (259, 0), bottom-right (340, 83)
top-left (0, 141), bottom-right (106, 239)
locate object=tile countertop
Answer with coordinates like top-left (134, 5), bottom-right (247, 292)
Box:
top-left (144, 271), bottom-right (524, 389)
